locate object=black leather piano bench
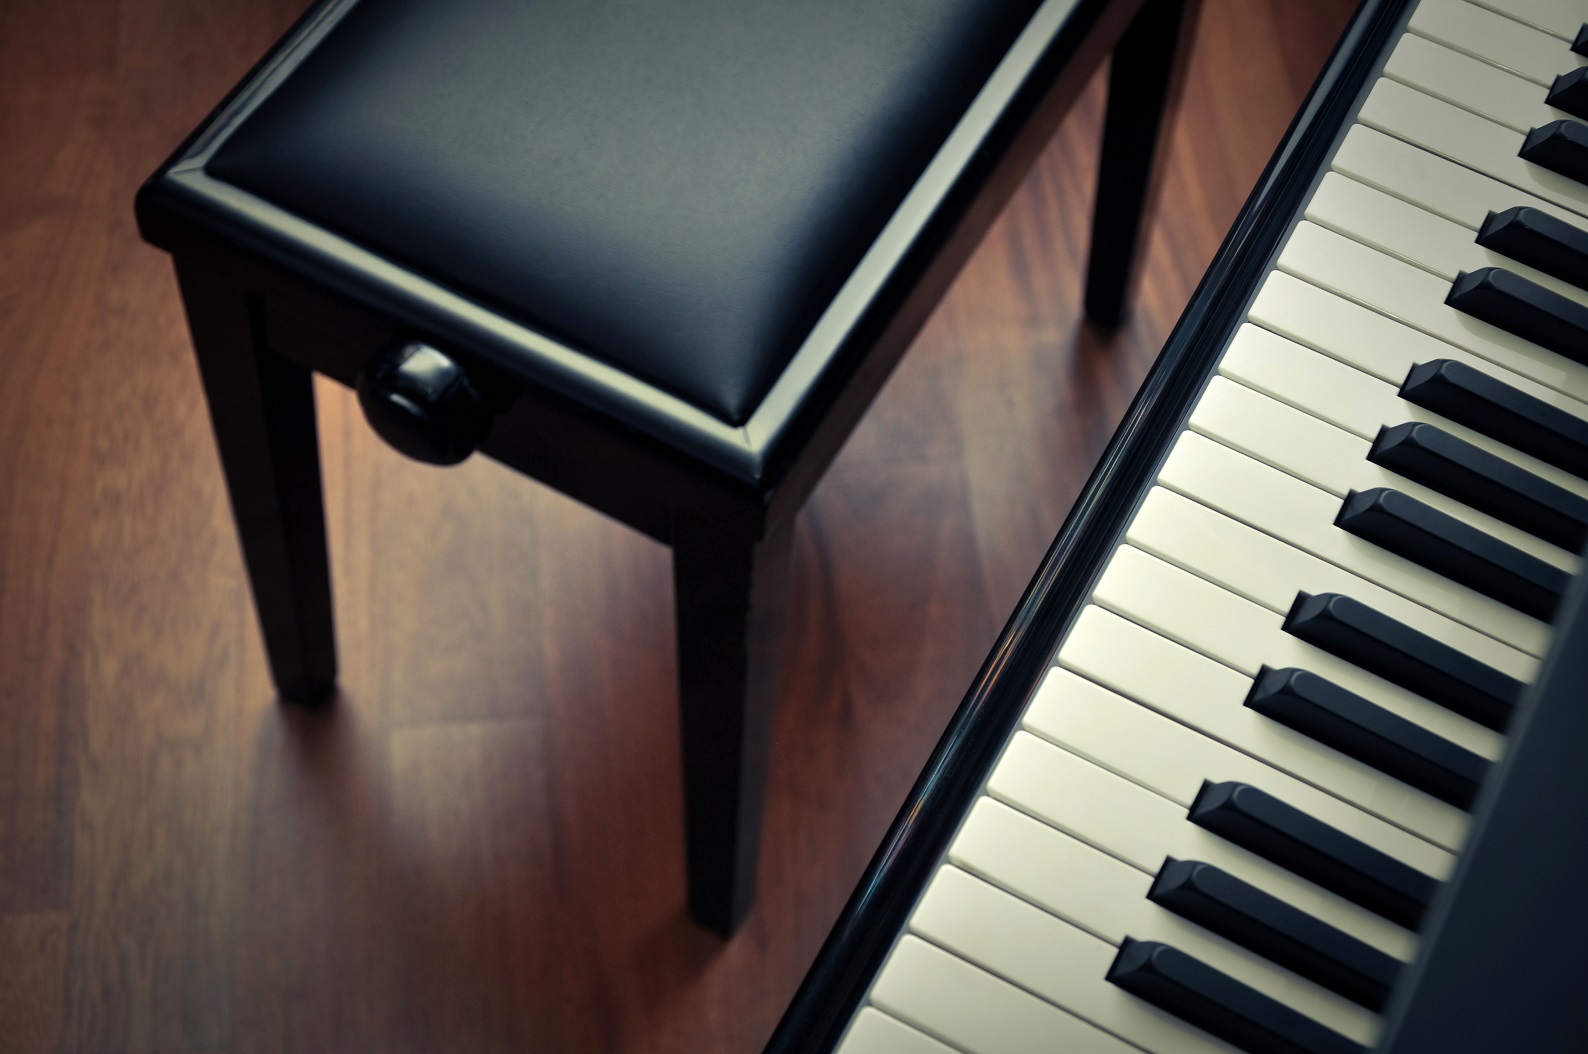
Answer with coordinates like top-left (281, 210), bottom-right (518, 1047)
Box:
top-left (135, 0), bottom-right (1199, 936)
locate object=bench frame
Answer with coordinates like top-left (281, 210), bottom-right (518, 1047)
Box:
top-left (137, 0), bottom-right (1199, 936)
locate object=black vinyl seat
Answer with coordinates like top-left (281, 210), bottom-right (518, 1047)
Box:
top-left (207, 0), bottom-right (1047, 423)
top-left (137, 0), bottom-right (1200, 935)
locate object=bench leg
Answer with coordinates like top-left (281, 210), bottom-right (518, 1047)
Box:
top-left (1083, 0), bottom-right (1203, 327)
top-left (672, 516), bottom-right (795, 936)
top-left (176, 260), bottom-right (337, 704)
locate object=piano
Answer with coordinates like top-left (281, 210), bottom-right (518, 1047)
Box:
top-left (764, 0), bottom-right (1588, 1051)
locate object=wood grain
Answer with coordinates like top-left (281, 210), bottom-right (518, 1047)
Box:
top-left (0, 0), bottom-right (1355, 1050)
top-left (0, 912), bottom-right (68, 1054)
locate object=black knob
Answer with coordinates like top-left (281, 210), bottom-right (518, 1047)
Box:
top-left (356, 342), bottom-right (493, 465)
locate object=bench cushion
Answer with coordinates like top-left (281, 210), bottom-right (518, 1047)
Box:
top-left (207, 0), bottom-right (1043, 424)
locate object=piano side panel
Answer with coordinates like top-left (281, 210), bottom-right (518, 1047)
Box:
top-left (1377, 559), bottom-right (1588, 1053)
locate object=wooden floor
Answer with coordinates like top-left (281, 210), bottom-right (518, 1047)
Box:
top-left (0, 1), bottom-right (1356, 1051)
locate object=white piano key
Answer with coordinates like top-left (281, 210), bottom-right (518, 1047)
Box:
top-left (952, 799), bottom-right (1156, 950)
top-left (839, 1009), bottom-right (965, 1054)
top-left (991, 731), bottom-right (1211, 875)
top-left (986, 732), bottom-right (1448, 925)
top-left (1189, 372), bottom-right (1375, 496)
top-left (1054, 607), bottom-right (1470, 851)
top-left (1305, 170), bottom-right (1487, 278)
top-left (908, 870), bottom-right (1230, 1054)
top-left (1021, 666), bottom-right (1450, 921)
top-left (912, 867), bottom-right (1379, 1049)
top-left (1277, 221), bottom-right (1588, 402)
top-left (1384, 32), bottom-right (1569, 134)
top-left (1093, 545), bottom-right (1506, 759)
top-left (1409, 0), bottom-right (1588, 86)
top-left (1190, 374), bottom-right (1580, 571)
top-left (960, 788), bottom-right (1415, 960)
top-left (1126, 486), bottom-right (1537, 680)
top-left (1158, 430), bottom-right (1552, 657)
top-left (1218, 323), bottom-right (1588, 503)
top-left (1332, 124), bottom-right (1584, 232)
top-left (1359, 78), bottom-right (1588, 219)
top-left (1219, 323), bottom-right (1402, 437)
top-left (1249, 270), bottom-right (1588, 422)
top-left (1468, 0), bottom-right (1583, 41)
top-left (870, 936), bottom-right (1140, 1054)
top-left (1308, 171), bottom-right (1588, 312)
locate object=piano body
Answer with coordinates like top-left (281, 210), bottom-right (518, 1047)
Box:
top-left (766, 0), bottom-right (1588, 1051)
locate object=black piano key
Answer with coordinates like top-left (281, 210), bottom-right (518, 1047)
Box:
top-left (1519, 119), bottom-right (1588, 185)
top-left (1575, 24), bottom-right (1588, 58)
top-left (1400, 359), bottom-right (1588, 479)
top-left (1549, 68), bottom-right (1588, 124)
top-left (1445, 267), bottom-right (1588, 367)
top-left (1188, 781), bottom-right (1439, 929)
top-left (1369, 421), bottom-right (1588, 552)
top-left (1282, 592), bottom-right (1523, 732)
top-left (1107, 938), bottom-right (1367, 1054)
top-left (1335, 487), bottom-right (1569, 622)
top-left (1245, 666), bottom-right (1490, 809)
top-left (1475, 206), bottom-right (1588, 292)
top-left (1149, 857), bottom-right (1402, 1012)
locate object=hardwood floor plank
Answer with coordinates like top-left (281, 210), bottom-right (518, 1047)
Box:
top-left (60, 305), bottom-right (246, 1052)
top-left (0, 912), bottom-right (68, 1054)
top-left (223, 704), bottom-right (392, 1054)
top-left (379, 721), bottom-right (566, 1053)
top-left (0, 20), bottom-right (110, 917)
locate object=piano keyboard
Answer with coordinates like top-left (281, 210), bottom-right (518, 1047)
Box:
top-left (830, 1), bottom-right (1588, 1052)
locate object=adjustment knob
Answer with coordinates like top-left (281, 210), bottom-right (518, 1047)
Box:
top-left (356, 342), bottom-right (493, 465)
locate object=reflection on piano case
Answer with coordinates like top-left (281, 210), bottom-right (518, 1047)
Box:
top-left (766, 0), bottom-right (1588, 1050)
